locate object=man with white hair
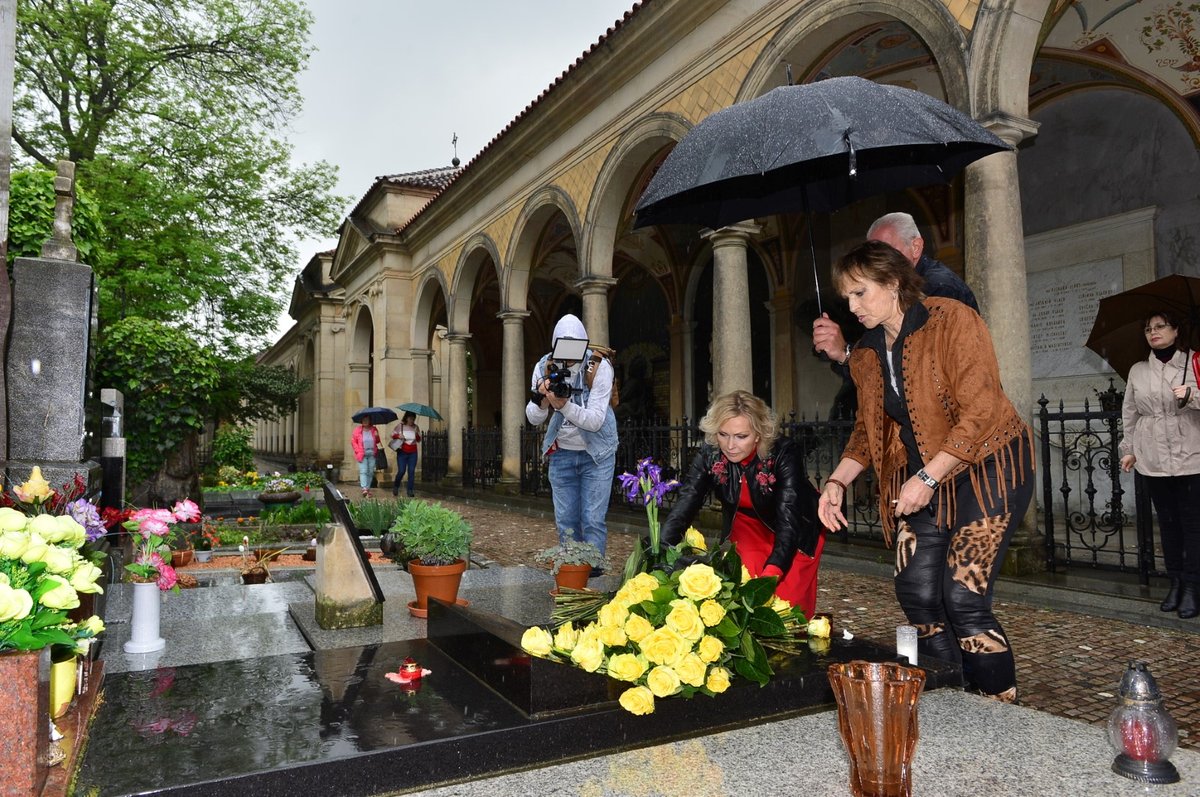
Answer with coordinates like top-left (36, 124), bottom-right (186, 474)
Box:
top-left (812, 211), bottom-right (978, 367)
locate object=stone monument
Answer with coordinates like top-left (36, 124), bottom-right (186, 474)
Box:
top-left (4, 160), bottom-right (102, 495)
top-left (315, 481), bottom-right (384, 628)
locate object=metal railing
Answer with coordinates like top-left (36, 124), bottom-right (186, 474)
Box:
top-left (1036, 391), bottom-right (1159, 582)
top-left (423, 393), bottom-right (1166, 579)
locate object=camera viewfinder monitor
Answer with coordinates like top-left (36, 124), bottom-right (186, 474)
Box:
top-left (551, 337), bottom-right (589, 363)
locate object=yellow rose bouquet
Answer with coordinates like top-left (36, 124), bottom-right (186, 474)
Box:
top-left (0, 499), bottom-right (106, 653)
top-left (523, 538), bottom-right (810, 715)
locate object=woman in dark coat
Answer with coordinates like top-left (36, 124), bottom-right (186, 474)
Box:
top-left (661, 390), bottom-right (824, 616)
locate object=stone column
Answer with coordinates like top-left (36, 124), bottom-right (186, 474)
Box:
top-left (409, 348), bottom-right (433, 406)
top-left (703, 222), bottom-right (760, 397)
top-left (497, 311), bottom-right (529, 491)
top-left (576, 276), bottom-right (617, 346)
top-left (445, 333), bottom-right (471, 481)
top-left (769, 287), bottom-right (795, 413)
top-left (964, 112), bottom-right (1041, 574)
top-left (668, 315), bottom-right (689, 423)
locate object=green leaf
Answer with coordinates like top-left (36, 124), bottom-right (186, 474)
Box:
top-left (739, 577), bottom-right (777, 608)
top-left (747, 606), bottom-right (787, 637)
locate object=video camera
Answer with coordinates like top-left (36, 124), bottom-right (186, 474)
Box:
top-left (530, 337), bottom-right (588, 404)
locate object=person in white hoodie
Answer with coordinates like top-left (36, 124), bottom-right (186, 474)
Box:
top-left (526, 314), bottom-right (619, 566)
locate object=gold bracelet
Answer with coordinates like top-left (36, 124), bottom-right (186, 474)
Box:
top-left (825, 478), bottom-right (847, 492)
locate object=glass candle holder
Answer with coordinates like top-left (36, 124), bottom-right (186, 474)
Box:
top-left (1106, 661), bottom-right (1180, 784)
top-left (896, 625), bottom-right (918, 665)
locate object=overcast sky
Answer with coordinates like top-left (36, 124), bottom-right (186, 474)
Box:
top-left (288, 0), bottom-right (636, 258)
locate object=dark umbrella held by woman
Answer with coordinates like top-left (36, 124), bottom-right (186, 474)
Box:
top-left (1119, 310), bottom-right (1200, 619)
top-left (816, 240), bottom-right (1034, 703)
top-left (660, 390), bottom-right (824, 618)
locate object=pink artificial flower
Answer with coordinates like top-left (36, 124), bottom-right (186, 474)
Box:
top-left (139, 518), bottom-right (170, 538)
top-left (172, 499), bottom-right (200, 523)
top-left (157, 564), bottom-right (178, 591)
top-left (131, 507), bottom-right (174, 524)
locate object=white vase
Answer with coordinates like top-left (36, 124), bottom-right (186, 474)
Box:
top-left (124, 581), bottom-right (166, 653)
top-left (194, 549), bottom-right (212, 563)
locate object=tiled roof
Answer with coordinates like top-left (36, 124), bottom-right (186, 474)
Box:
top-left (377, 166), bottom-right (460, 192)
top-left (396, 1), bottom-right (648, 233)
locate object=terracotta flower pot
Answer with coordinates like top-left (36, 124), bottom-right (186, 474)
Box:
top-left (408, 559), bottom-right (467, 617)
top-left (554, 563), bottom-right (593, 591)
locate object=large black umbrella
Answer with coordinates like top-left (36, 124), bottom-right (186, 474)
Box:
top-left (351, 406), bottom-right (398, 424)
top-left (1086, 275), bottom-right (1200, 380)
top-left (634, 76), bottom-right (1010, 230)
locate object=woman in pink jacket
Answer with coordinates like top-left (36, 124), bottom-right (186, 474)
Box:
top-left (350, 418), bottom-right (383, 498)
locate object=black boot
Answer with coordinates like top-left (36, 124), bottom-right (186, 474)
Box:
top-left (1160, 578), bottom-right (1182, 612)
top-left (1178, 583), bottom-right (1199, 619)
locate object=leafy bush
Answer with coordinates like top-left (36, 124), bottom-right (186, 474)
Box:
top-left (289, 471), bottom-right (326, 490)
top-left (212, 425), bottom-right (254, 471)
top-left (351, 498), bottom-right (405, 536)
top-left (390, 501), bottom-right (471, 566)
top-left (260, 498), bottom-right (330, 526)
top-left (217, 465), bottom-right (242, 485)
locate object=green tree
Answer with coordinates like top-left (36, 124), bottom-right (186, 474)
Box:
top-left (12, 0), bottom-right (345, 349)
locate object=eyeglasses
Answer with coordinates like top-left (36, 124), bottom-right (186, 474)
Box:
top-left (1144, 323), bottom-right (1174, 334)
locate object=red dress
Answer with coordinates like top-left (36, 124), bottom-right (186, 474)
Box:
top-left (729, 473), bottom-right (825, 618)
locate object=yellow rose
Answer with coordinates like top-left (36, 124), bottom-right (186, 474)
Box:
top-left (697, 634), bottom-right (725, 663)
top-left (41, 545), bottom-right (74, 574)
top-left (741, 565), bottom-right (752, 584)
top-left (0, 582), bottom-right (33, 622)
top-left (0, 529), bottom-right (30, 559)
top-left (630, 572), bottom-right (660, 593)
top-left (30, 513), bottom-right (65, 542)
top-left (808, 636), bottom-right (832, 655)
top-left (570, 636), bottom-right (605, 673)
top-left (677, 563), bottom-right (722, 601)
top-left (646, 665), bottom-right (682, 698)
top-left (19, 532), bottom-right (48, 565)
top-left (771, 595), bottom-right (792, 614)
top-left (624, 613), bottom-right (654, 643)
top-left (39, 574), bottom-right (80, 610)
top-left (79, 615), bottom-right (105, 636)
top-left (598, 624), bottom-right (628, 648)
top-left (673, 653), bottom-right (708, 688)
top-left (521, 626), bottom-right (554, 657)
top-left (706, 666), bottom-right (732, 694)
top-left (0, 507), bottom-right (28, 532)
top-left (14, 466), bottom-right (52, 503)
top-left (553, 622), bottom-right (579, 652)
top-left (56, 516), bottom-right (86, 547)
top-left (619, 685), bottom-right (655, 715)
top-left (699, 599), bottom-right (726, 627)
top-left (638, 626), bottom-right (688, 666)
top-left (598, 600), bottom-right (629, 629)
top-left (683, 527), bottom-right (707, 551)
top-left (665, 598), bottom-right (705, 641)
top-left (606, 652), bottom-right (647, 683)
top-left (807, 616), bottom-right (831, 639)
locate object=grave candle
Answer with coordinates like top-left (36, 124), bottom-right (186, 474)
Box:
top-left (896, 625), bottom-right (918, 665)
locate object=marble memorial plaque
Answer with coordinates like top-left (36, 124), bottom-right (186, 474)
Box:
top-left (1027, 258), bottom-right (1123, 379)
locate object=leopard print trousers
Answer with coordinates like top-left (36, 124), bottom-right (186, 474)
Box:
top-left (893, 448), bottom-right (1033, 700)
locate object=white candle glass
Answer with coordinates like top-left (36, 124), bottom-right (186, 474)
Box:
top-left (896, 624), bottom-right (918, 665)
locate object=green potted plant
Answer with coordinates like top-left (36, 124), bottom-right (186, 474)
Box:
top-left (535, 538), bottom-right (608, 592)
top-left (189, 524), bottom-right (219, 563)
top-left (390, 500), bottom-right (472, 617)
top-left (238, 536), bottom-right (290, 584)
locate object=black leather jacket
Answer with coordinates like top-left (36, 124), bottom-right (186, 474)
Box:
top-left (661, 437), bottom-right (819, 572)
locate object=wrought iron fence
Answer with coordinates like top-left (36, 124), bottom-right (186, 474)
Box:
top-left (1036, 391), bottom-right (1159, 582)
top-left (436, 393), bottom-right (1165, 579)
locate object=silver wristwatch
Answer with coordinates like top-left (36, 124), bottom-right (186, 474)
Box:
top-left (915, 468), bottom-right (939, 489)
top-left (839, 343), bottom-right (852, 365)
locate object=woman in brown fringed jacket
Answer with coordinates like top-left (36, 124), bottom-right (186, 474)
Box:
top-left (816, 240), bottom-right (1034, 704)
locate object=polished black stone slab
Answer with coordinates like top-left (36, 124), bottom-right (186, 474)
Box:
top-left (76, 601), bottom-right (958, 796)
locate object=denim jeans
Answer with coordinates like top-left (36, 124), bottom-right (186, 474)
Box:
top-left (394, 451), bottom-right (418, 496)
top-left (547, 447), bottom-right (616, 556)
top-left (357, 453), bottom-right (376, 489)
